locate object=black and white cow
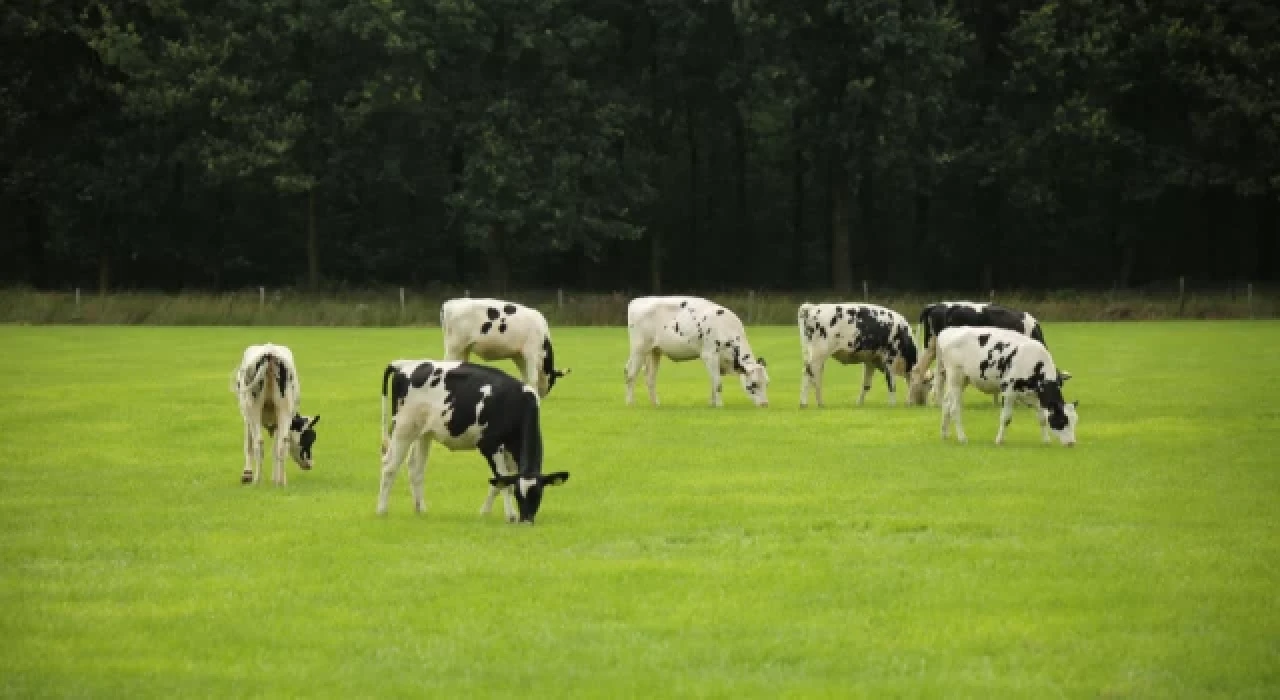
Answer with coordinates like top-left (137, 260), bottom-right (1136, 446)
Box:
top-left (624, 295), bottom-right (770, 407)
top-left (935, 327), bottom-right (1078, 446)
top-left (915, 301), bottom-right (1063, 405)
top-left (230, 343), bottom-right (320, 485)
top-left (378, 360), bottom-right (570, 523)
top-left (797, 302), bottom-right (928, 407)
top-left (440, 298), bottom-right (570, 398)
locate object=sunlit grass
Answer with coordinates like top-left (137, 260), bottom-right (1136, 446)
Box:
top-left (1, 323), bottom-right (1277, 697)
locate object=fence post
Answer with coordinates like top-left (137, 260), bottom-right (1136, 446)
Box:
top-left (399, 287), bottom-right (406, 315)
top-left (1178, 276), bottom-right (1186, 317)
top-left (464, 289), bottom-right (470, 298)
top-left (862, 280), bottom-right (869, 301)
top-left (259, 286), bottom-right (265, 311)
top-left (557, 288), bottom-right (564, 312)
top-left (75, 288), bottom-right (81, 317)
top-left (989, 289), bottom-right (995, 304)
top-left (1248, 283), bottom-right (1254, 318)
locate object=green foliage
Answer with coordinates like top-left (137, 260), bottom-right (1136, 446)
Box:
top-left (2, 0), bottom-right (1278, 291)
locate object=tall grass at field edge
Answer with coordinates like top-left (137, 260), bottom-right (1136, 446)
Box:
top-left (1, 286), bottom-right (1275, 326)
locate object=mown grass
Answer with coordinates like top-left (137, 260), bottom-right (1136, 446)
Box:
top-left (1, 323), bottom-right (1277, 697)
top-left (2, 285), bottom-right (1276, 326)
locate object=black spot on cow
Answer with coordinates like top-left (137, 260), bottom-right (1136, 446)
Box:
top-left (680, 301), bottom-right (688, 308)
top-left (851, 307), bottom-right (892, 354)
top-left (503, 304), bottom-right (517, 315)
top-left (276, 362), bottom-right (290, 398)
top-left (429, 375), bottom-right (442, 388)
top-left (994, 348), bottom-right (1018, 376)
top-left (674, 322), bottom-right (680, 334)
top-left (408, 361), bottom-right (436, 389)
top-left (498, 321), bottom-right (507, 333)
top-left (487, 307), bottom-right (501, 320)
top-left (480, 321), bottom-right (493, 334)
top-left (716, 309), bottom-right (725, 315)
top-left (978, 333), bottom-right (991, 347)
top-left (541, 337), bottom-right (565, 394)
top-left (1010, 361), bottom-right (1048, 393)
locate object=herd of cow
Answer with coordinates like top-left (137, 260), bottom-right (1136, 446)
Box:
top-left (230, 296), bottom-right (1079, 524)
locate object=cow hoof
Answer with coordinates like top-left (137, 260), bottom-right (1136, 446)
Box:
top-left (505, 513), bottom-right (518, 524)
top-left (241, 472), bottom-right (253, 484)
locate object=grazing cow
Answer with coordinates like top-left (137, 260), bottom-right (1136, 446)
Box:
top-left (229, 343), bottom-right (321, 485)
top-left (440, 298), bottom-right (570, 398)
top-left (378, 360), bottom-right (569, 523)
top-left (797, 302), bottom-right (928, 407)
top-left (914, 301), bottom-right (1065, 405)
top-left (624, 296), bottom-right (770, 407)
top-left (935, 327), bottom-right (1078, 446)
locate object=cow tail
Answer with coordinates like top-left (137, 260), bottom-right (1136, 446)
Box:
top-left (519, 391), bottom-right (544, 478)
top-left (380, 364), bottom-right (396, 454)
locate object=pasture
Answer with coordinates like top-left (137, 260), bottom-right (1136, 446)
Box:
top-left (1, 322), bottom-right (1277, 697)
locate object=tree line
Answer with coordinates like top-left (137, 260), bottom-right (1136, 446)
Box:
top-left (2, 0), bottom-right (1277, 295)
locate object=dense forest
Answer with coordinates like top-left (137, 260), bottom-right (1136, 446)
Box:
top-left (2, 0), bottom-right (1277, 294)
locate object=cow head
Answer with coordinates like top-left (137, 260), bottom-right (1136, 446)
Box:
top-left (288, 414), bottom-right (321, 469)
top-left (490, 472), bottom-right (571, 524)
top-left (1036, 382), bottom-right (1078, 446)
top-left (907, 368), bottom-right (934, 406)
top-left (538, 337), bottom-right (570, 397)
top-left (738, 356), bottom-right (770, 407)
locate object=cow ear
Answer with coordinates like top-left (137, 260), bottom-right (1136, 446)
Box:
top-left (758, 357), bottom-right (767, 368)
top-left (540, 472), bottom-right (570, 486)
top-left (1060, 371), bottom-right (1073, 383)
top-left (309, 415), bottom-right (321, 428)
top-left (490, 474), bottom-right (519, 487)
top-left (1071, 400), bottom-right (1079, 408)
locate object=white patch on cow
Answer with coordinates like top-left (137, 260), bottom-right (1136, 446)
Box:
top-left (519, 477), bottom-right (536, 498)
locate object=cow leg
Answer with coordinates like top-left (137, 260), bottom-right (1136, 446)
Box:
top-left (943, 376), bottom-right (967, 443)
top-left (407, 436), bottom-right (431, 514)
top-left (857, 364), bottom-right (874, 406)
top-left (702, 353), bottom-right (723, 407)
top-left (500, 451), bottom-right (520, 523)
top-left (801, 354), bottom-right (825, 408)
top-left (480, 449), bottom-right (504, 516)
top-left (241, 418), bottom-right (257, 484)
top-left (377, 433), bottom-right (416, 515)
top-left (1037, 403), bottom-right (1051, 443)
top-left (994, 395), bottom-right (1016, 445)
top-left (273, 409), bottom-right (290, 486)
top-left (645, 349), bottom-right (662, 406)
top-left (883, 361), bottom-right (898, 406)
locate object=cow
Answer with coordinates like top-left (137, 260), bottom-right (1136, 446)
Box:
top-left (378, 359), bottom-right (570, 524)
top-left (440, 298), bottom-right (569, 398)
top-left (624, 296), bottom-right (770, 407)
top-left (229, 343), bottom-right (321, 486)
top-left (797, 302), bottom-right (929, 407)
top-left (914, 301), bottom-right (1066, 406)
top-left (935, 327), bottom-right (1078, 446)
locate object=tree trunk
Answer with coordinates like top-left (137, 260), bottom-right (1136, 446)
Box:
top-left (488, 223), bottom-right (510, 293)
top-left (687, 103), bottom-right (699, 285)
top-left (856, 157), bottom-right (875, 286)
top-left (307, 189), bottom-right (320, 291)
top-left (913, 192), bottom-right (930, 288)
top-left (1259, 194), bottom-right (1278, 282)
top-left (733, 103), bottom-right (749, 282)
top-left (829, 156), bottom-right (852, 293)
top-left (791, 112), bottom-right (807, 287)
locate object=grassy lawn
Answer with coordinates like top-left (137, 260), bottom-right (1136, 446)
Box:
top-left (1, 322), bottom-right (1277, 697)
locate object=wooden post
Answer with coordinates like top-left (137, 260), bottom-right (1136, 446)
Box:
top-left (989, 289), bottom-right (995, 303)
top-left (557, 288), bottom-right (564, 311)
top-left (1248, 283), bottom-right (1254, 318)
top-left (862, 280), bottom-right (869, 301)
top-left (75, 288), bottom-right (81, 316)
top-left (259, 286), bottom-right (265, 311)
top-left (399, 287), bottom-right (405, 315)
top-left (464, 289), bottom-right (470, 298)
top-left (1178, 276), bottom-right (1186, 317)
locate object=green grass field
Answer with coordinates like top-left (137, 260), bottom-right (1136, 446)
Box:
top-left (2, 323), bottom-right (1277, 697)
